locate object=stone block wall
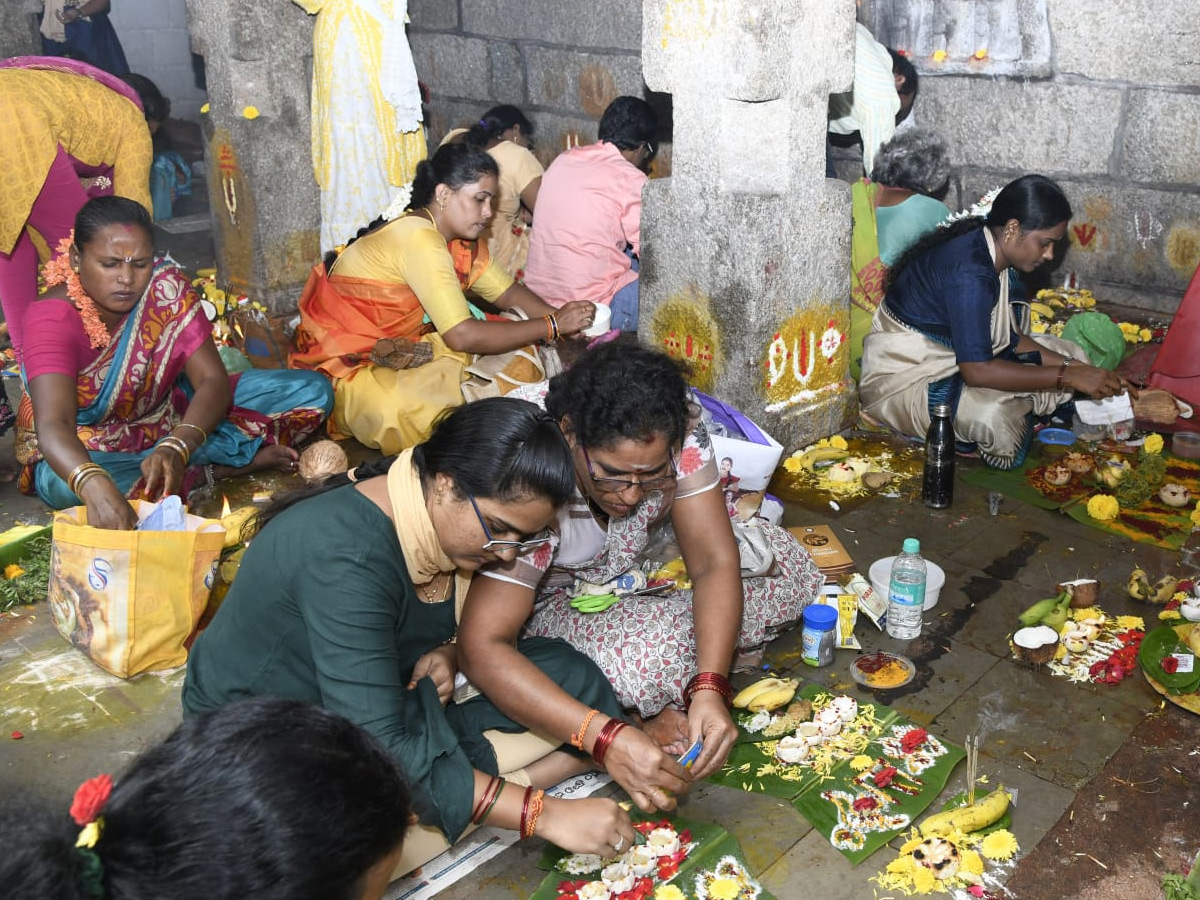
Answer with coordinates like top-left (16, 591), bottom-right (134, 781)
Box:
top-left (862, 0), bottom-right (1200, 313)
top-left (110, 0), bottom-right (208, 121)
top-left (408, 0), bottom-right (654, 168)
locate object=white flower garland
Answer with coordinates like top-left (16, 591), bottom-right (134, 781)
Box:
top-left (938, 185), bottom-right (1003, 228)
top-left (380, 181), bottom-right (415, 222)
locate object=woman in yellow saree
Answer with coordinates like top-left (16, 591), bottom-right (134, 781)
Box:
top-left (290, 144), bottom-right (597, 454)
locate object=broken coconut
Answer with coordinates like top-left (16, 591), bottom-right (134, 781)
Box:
top-left (1158, 483), bottom-right (1192, 508)
top-left (1057, 577), bottom-right (1100, 609)
top-left (1013, 625), bottom-right (1060, 665)
top-left (862, 471), bottom-right (893, 490)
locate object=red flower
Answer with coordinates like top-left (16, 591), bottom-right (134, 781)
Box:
top-left (678, 829), bottom-right (692, 845)
top-left (657, 861), bottom-right (680, 880)
top-left (558, 881), bottom-right (588, 894)
top-left (900, 728), bottom-right (928, 753)
top-left (10, 731), bottom-right (22, 740)
top-left (1179, 579), bottom-right (1195, 593)
top-left (1161, 656), bottom-right (1180, 674)
top-left (69, 774), bottom-right (113, 826)
top-left (853, 795), bottom-right (879, 811)
top-left (874, 766), bottom-right (898, 787)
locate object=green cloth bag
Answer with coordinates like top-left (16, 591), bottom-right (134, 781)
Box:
top-left (1061, 312), bottom-right (1125, 370)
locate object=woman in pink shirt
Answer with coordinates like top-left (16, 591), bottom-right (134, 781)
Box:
top-left (524, 97), bottom-right (658, 334)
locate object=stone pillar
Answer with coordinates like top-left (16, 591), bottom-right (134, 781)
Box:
top-left (0, 2), bottom-right (41, 61)
top-left (185, 0), bottom-right (319, 312)
top-left (639, 0), bottom-right (857, 449)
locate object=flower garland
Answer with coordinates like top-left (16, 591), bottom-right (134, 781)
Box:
top-left (70, 773), bottom-right (113, 899)
top-left (42, 234), bottom-right (111, 349)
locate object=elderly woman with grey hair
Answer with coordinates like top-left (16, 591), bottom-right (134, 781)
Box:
top-left (850, 128), bottom-right (950, 379)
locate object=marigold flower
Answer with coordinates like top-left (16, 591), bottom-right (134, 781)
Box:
top-left (1143, 433), bottom-right (1164, 454)
top-left (1159, 609), bottom-right (1182, 621)
top-left (4, 564), bottom-right (25, 580)
top-left (849, 754), bottom-right (874, 772)
top-left (1086, 494), bottom-right (1120, 522)
top-left (242, 106), bottom-right (260, 120)
top-left (829, 435), bottom-right (849, 450)
top-left (960, 848), bottom-right (986, 875)
top-left (783, 457), bottom-right (804, 474)
top-left (1071, 606), bottom-right (1099, 621)
top-left (707, 878), bottom-right (740, 900)
top-left (911, 866), bottom-right (938, 893)
top-left (979, 829), bottom-right (1019, 861)
top-left (932, 49), bottom-right (948, 62)
top-left (655, 886), bottom-right (686, 900)
top-left (1115, 615), bottom-right (1144, 631)
top-left (200, 102), bottom-right (210, 114)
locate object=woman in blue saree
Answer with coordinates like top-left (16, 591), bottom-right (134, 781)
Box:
top-left (16, 197), bottom-right (334, 529)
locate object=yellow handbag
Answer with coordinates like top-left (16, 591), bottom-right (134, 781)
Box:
top-left (49, 501), bottom-right (225, 678)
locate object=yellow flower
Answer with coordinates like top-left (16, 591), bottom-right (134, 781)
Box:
top-left (829, 435), bottom-right (849, 450)
top-left (1031, 319), bottom-right (1048, 334)
top-left (1139, 328), bottom-right (1153, 342)
top-left (1116, 615), bottom-right (1144, 631)
top-left (911, 866), bottom-right (938, 893)
top-left (899, 836), bottom-right (924, 855)
top-left (3, 563), bottom-right (25, 580)
top-left (887, 855), bottom-right (917, 875)
top-left (932, 49), bottom-right (948, 62)
top-left (75, 820), bottom-right (102, 849)
top-left (1054, 642), bottom-right (1067, 660)
top-left (1173, 591), bottom-right (1189, 603)
top-left (783, 457), bottom-right (804, 474)
top-left (973, 48), bottom-right (988, 59)
top-left (979, 829), bottom-right (1019, 861)
top-left (242, 106), bottom-right (260, 120)
top-left (849, 755), bottom-right (874, 772)
top-left (1160, 609), bottom-right (1182, 621)
top-left (1192, 504), bottom-right (1200, 528)
top-left (1071, 606), bottom-right (1098, 621)
top-left (655, 886), bottom-right (686, 900)
top-left (1086, 494), bottom-right (1120, 522)
top-left (707, 878), bottom-right (741, 900)
top-left (1143, 433), bottom-right (1164, 455)
top-left (960, 848), bottom-right (986, 875)
top-left (200, 102), bottom-right (210, 114)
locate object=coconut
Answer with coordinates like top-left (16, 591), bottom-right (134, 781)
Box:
top-left (1013, 625), bottom-right (1060, 665)
top-left (861, 471), bottom-right (893, 490)
top-left (1061, 624), bottom-right (1092, 654)
top-left (1057, 578), bottom-right (1100, 608)
top-left (298, 440), bottom-right (350, 483)
top-left (1042, 464), bottom-right (1072, 487)
top-left (826, 463), bottom-right (860, 484)
top-left (912, 837), bottom-right (961, 879)
top-left (1159, 483), bottom-right (1192, 508)
top-left (774, 735), bottom-right (809, 764)
top-left (1064, 452), bottom-right (1095, 475)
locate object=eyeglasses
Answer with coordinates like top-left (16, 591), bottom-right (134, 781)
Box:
top-left (467, 494), bottom-right (553, 553)
top-left (581, 446), bottom-right (677, 494)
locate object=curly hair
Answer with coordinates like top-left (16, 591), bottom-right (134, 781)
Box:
top-left (870, 128), bottom-right (950, 195)
top-left (545, 343), bottom-right (692, 450)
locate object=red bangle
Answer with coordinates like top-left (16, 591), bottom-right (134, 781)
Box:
top-left (571, 708), bottom-right (600, 750)
top-left (590, 719), bottom-right (627, 767)
top-left (683, 672), bottom-right (734, 709)
top-left (471, 775), bottom-right (500, 825)
top-left (519, 786), bottom-right (532, 837)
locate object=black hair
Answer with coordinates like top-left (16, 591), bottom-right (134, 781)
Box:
top-left (886, 174), bottom-right (1072, 289)
top-left (255, 397), bottom-right (575, 532)
top-left (597, 96), bottom-right (658, 151)
top-left (0, 698), bottom-right (411, 900)
top-left (323, 215), bottom-right (387, 272)
top-left (870, 128), bottom-right (949, 195)
top-left (545, 343), bottom-right (691, 451)
top-left (74, 196), bottom-right (154, 250)
top-left (888, 49), bottom-right (919, 97)
top-left (409, 143), bottom-right (499, 210)
top-left (120, 73), bottom-right (170, 124)
top-left (463, 104), bottom-right (534, 148)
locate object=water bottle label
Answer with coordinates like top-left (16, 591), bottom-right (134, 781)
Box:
top-left (889, 581), bottom-right (925, 608)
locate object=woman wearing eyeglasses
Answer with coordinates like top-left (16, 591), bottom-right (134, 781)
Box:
top-left (183, 398), bottom-right (637, 877)
top-left (457, 345), bottom-right (824, 804)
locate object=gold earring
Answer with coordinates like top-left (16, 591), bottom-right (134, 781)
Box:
top-left (438, 200), bottom-right (446, 210)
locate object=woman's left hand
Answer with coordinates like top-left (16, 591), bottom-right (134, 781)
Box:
top-left (140, 447), bottom-right (185, 501)
top-left (409, 644), bottom-right (457, 705)
top-left (684, 690), bottom-right (739, 779)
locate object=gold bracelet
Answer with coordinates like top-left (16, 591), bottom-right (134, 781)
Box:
top-left (72, 467), bottom-right (112, 498)
top-left (67, 462), bottom-right (104, 495)
top-left (156, 436), bottom-right (191, 466)
top-left (175, 422), bottom-right (208, 445)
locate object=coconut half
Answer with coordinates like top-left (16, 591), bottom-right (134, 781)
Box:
top-left (1057, 578), bottom-right (1100, 608)
top-left (1013, 625), bottom-right (1060, 665)
top-left (1159, 483), bottom-right (1192, 508)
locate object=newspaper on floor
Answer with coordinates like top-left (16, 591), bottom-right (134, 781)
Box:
top-left (384, 770), bottom-right (613, 900)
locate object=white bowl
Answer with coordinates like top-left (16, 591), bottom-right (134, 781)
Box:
top-left (869, 556), bottom-right (946, 611)
top-left (581, 302), bottom-right (612, 338)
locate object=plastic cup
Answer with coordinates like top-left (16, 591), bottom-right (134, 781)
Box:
top-left (581, 302), bottom-right (612, 338)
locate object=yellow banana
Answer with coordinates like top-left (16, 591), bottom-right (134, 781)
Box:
top-left (1152, 576), bottom-right (1180, 604)
top-left (1127, 568), bottom-right (1152, 601)
top-left (796, 447), bottom-right (850, 472)
top-left (1186, 624), bottom-right (1200, 656)
top-left (919, 786), bottom-right (1011, 837)
top-left (747, 681), bottom-right (798, 712)
top-left (1029, 302), bottom-right (1056, 319)
top-left (732, 677), bottom-right (797, 711)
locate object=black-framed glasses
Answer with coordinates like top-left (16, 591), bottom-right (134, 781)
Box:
top-left (467, 494), bottom-right (553, 553)
top-left (581, 446), bottom-right (677, 494)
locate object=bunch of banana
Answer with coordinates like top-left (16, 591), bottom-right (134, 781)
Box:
top-left (919, 786), bottom-right (1012, 837)
top-left (1017, 590), bottom-right (1071, 629)
top-left (1029, 301), bottom-right (1057, 320)
top-left (732, 677), bottom-right (799, 712)
top-left (790, 446), bottom-right (850, 473)
top-left (1127, 568), bottom-right (1180, 604)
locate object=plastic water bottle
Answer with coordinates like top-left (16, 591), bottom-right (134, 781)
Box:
top-left (922, 403), bottom-right (955, 509)
top-left (887, 538), bottom-right (926, 640)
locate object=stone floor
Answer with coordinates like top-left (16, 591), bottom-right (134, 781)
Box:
top-left (1, 428), bottom-right (1198, 900)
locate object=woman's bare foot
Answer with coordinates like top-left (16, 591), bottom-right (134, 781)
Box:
top-left (211, 444), bottom-right (299, 480)
top-left (637, 708), bottom-right (690, 757)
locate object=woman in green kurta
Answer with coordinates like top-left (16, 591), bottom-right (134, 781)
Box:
top-left (183, 398), bottom-right (638, 874)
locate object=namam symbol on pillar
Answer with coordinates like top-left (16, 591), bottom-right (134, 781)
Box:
top-left (216, 143), bottom-right (239, 226)
top-left (764, 310), bottom-right (849, 413)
